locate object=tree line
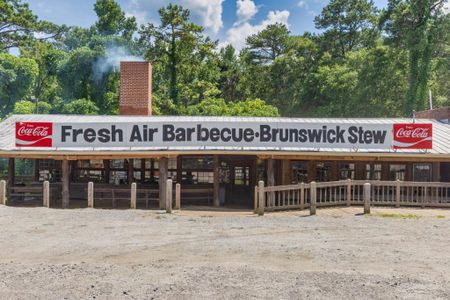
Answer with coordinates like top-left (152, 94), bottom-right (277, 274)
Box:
top-left (0, 0), bottom-right (449, 119)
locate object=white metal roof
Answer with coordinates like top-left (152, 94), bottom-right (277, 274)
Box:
top-left (1, 114), bottom-right (449, 157)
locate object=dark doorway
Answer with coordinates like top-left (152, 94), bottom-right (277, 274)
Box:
top-left (220, 156), bottom-right (256, 208)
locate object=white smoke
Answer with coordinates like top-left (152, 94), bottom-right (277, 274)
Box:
top-left (93, 46), bottom-right (144, 81)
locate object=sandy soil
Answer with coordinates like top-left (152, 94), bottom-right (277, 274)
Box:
top-left (0, 206), bottom-right (449, 300)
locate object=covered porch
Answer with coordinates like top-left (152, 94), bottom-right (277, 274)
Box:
top-left (1, 152), bottom-right (449, 209)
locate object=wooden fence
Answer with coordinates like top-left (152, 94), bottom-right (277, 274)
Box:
top-left (255, 179), bottom-right (450, 214)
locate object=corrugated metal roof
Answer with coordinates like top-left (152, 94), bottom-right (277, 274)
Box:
top-left (1, 114), bottom-right (449, 156)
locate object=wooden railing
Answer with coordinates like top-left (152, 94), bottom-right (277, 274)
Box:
top-left (255, 180), bottom-right (450, 214)
top-left (255, 183), bottom-right (311, 211)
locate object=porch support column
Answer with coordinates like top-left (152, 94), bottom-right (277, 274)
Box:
top-left (34, 159), bottom-right (40, 181)
top-left (8, 158), bottom-right (15, 193)
top-left (61, 159), bottom-right (70, 209)
top-left (213, 155), bottom-right (220, 207)
top-left (267, 158), bottom-right (275, 187)
top-left (267, 158), bottom-right (275, 206)
top-left (140, 159), bottom-right (146, 184)
top-left (281, 159), bottom-right (291, 185)
top-left (158, 157), bottom-right (168, 209)
top-left (103, 160), bottom-right (110, 184)
top-left (308, 161), bottom-right (316, 182)
top-left (331, 161), bottom-right (339, 181)
top-left (128, 159), bottom-right (134, 186)
top-left (381, 162), bottom-right (390, 181)
top-left (405, 163), bottom-right (413, 181)
top-left (432, 162), bottom-right (440, 182)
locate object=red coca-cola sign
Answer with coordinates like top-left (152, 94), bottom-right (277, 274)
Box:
top-left (15, 122), bottom-right (53, 147)
top-left (393, 123), bottom-right (432, 149)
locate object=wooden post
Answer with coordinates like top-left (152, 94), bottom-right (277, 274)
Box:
top-left (43, 181), bottom-right (50, 207)
top-left (346, 179), bottom-right (352, 206)
top-left (176, 156), bottom-right (182, 184)
top-left (432, 162), bottom-right (440, 182)
top-left (7, 158), bottom-right (15, 195)
top-left (175, 183), bottom-right (181, 210)
top-left (213, 155), bottom-right (220, 207)
top-left (141, 159), bottom-right (146, 184)
top-left (103, 160), bottom-right (110, 184)
top-left (166, 179), bottom-right (172, 213)
top-left (281, 159), bottom-right (291, 185)
top-left (308, 161), bottom-right (316, 182)
top-left (34, 159), bottom-right (40, 181)
top-left (158, 157), bottom-right (168, 209)
top-left (130, 182), bottom-right (137, 209)
top-left (364, 182), bottom-right (371, 214)
top-left (61, 159), bottom-right (70, 209)
top-left (422, 185), bottom-right (427, 208)
top-left (0, 180), bottom-right (6, 205)
top-left (88, 182), bottom-right (94, 208)
top-left (128, 159), bottom-right (134, 186)
top-left (267, 158), bottom-right (275, 206)
top-left (300, 182), bottom-right (305, 210)
top-left (258, 180), bottom-right (265, 216)
top-left (331, 161), bottom-right (339, 181)
top-left (395, 179), bottom-right (401, 208)
top-left (310, 181), bottom-right (317, 215)
top-left (150, 159), bottom-right (155, 182)
top-left (253, 185), bottom-right (258, 213)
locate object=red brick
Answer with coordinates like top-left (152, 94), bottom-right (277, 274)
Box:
top-left (119, 61), bottom-right (152, 116)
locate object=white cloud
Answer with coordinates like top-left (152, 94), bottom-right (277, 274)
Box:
top-left (236, 0), bottom-right (258, 24)
top-left (297, 1), bottom-right (307, 8)
top-left (222, 9), bottom-right (290, 51)
top-left (124, 0), bottom-right (224, 34)
top-left (182, 0), bottom-right (223, 34)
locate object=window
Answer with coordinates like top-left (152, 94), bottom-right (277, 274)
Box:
top-left (181, 156), bottom-right (213, 184)
top-left (38, 159), bottom-right (61, 182)
top-left (339, 163), bottom-right (355, 180)
top-left (234, 166), bottom-right (250, 185)
top-left (366, 164), bottom-right (382, 180)
top-left (389, 164), bottom-right (406, 181)
top-left (77, 160), bottom-right (104, 183)
top-left (292, 161), bottom-right (308, 183)
top-left (316, 162), bottom-right (332, 182)
top-left (413, 164), bottom-right (432, 182)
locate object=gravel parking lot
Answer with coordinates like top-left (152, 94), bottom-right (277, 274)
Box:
top-left (0, 206), bottom-right (449, 299)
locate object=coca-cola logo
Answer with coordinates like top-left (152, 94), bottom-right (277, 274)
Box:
top-left (15, 122), bottom-right (53, 147)
top-left (393, 123), bottom-right (432, 149)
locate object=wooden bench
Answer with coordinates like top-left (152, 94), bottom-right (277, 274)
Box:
top-left (9, 186), bottom-right (43, 205)
top-left (181, 187), bottom-right (213, 205)
top-left (136, 188), bottom-right (159, 208)
top-left (93, 188), bottom-right (131, 208)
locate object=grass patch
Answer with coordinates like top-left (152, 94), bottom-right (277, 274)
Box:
top-left (375, 213), bottom-right (422, 219)
top-left (436, 215), bottom-right (446, 219)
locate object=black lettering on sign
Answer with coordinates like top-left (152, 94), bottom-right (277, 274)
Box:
top-left (260, 125), bottom-right (271, 142)
top-left (111, 125), bottom-right (123, 142)
top-left (348, 126), bottom-right (358, 144)
top-left (61, 125), bottom-right (72, 142)
top-left (130, 125), bottom-right (142, 142)
top-left (163, 124), bottom-right (175, 141)
top-left (98, 128), bottom-right (110, 143)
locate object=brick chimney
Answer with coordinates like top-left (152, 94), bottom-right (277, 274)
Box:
top-left (416, 107), bottom-right (450, 123)
top-left (119, 61), bottom-right (152, 115)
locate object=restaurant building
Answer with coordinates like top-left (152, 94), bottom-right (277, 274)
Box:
top-left (0, 62), bottom-right (449, 209)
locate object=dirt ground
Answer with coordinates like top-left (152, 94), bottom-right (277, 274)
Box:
top-left (0, 206), bottom-right (449, 300)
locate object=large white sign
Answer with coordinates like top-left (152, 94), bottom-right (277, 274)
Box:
top-left (16, 121), bottom-right (401, 150)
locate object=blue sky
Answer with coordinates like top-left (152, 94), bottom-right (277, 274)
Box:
top-left (27, 0), bottom-right (389, 50)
